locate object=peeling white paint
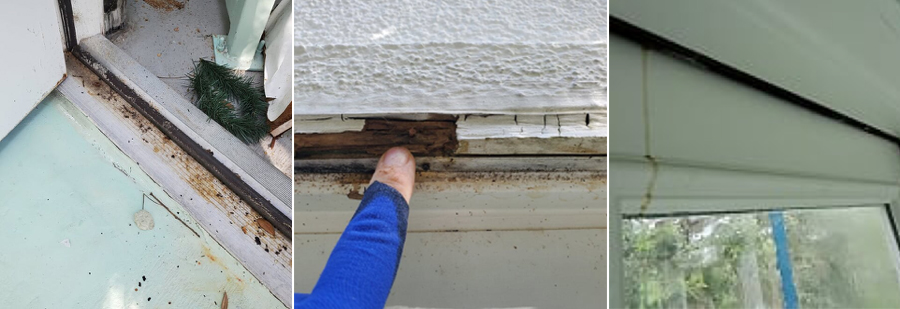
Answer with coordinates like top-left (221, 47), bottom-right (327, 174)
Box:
top-left (457, 114), bottom-right (607, 139)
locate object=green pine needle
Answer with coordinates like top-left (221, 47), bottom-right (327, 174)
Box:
top-left (188, 59), bottom-right (268, 143)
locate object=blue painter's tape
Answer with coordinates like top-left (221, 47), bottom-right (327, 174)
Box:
top-left (770, 211), bottom-right (798, 309)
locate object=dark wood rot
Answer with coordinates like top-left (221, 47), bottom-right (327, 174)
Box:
top-left (295, 119), bottom-right (458, 159)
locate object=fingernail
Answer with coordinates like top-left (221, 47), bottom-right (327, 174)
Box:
top-left (382, 148), bottom-right (410, 167)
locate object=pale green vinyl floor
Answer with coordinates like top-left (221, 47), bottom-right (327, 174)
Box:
top-left (0, 92), bottom-right (284, 308)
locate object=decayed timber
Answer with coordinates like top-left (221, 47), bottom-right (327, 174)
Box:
top-left (295, 119), bottom-right (458, 158)
top-left (73, 35), bottom-right (292, 232)
top-left (295, 113), bottom-right (606, 156)
top-left (61, 56), bottom-right (292, 306)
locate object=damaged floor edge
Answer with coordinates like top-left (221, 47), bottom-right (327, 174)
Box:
top-left (72, 35), bottom-right (292, 236)
top-left (58, 56), bottom-right (292, 306)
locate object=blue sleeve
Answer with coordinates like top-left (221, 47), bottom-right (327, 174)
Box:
top-left (296, 181), bottom-right (410, 309)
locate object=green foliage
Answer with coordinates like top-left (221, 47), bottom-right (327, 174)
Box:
top-left (623, 209), bottom-right (900, 309)
top-left (188, 59), bottom-right (268, 143)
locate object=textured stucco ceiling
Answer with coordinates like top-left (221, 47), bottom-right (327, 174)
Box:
top-left (295, 0), bottom-right (608, 115)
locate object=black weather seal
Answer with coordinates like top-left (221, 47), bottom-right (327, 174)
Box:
top-left (57, 0), bottom-right (77, 51)
top-left (611, 16), bottom-right (900, 146)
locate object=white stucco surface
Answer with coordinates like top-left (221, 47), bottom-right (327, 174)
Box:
top-left (296, 0), bottom-right (606, 45)
top-left (295, 0), bottom-right (608, 115)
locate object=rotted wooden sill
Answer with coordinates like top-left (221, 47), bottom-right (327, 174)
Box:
top-left (295, 118), bottom-right (459, 159)
top-left (295, 114), bottom-right (606, 160)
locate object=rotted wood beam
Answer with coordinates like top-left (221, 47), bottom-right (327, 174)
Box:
top-left (295, 119), bottom-right (458, 159)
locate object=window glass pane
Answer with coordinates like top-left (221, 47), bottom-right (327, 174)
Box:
top-left (623, 206), bottom-right (900, 308)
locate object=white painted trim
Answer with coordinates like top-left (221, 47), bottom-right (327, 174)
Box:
top-left (263, 0), bottom-right (293, 121)
top-left (454, 113), bottom-right (607, 154)
top-left (72, 0), bottom-right (104, 42)
top-left (457, 114), bottom-right (607, 139)
top-left (612, 158), bottom-right (899, 216)
top-left (294, 116), bottom-right (365, 134)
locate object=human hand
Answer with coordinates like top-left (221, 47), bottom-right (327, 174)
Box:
top-left (369, 146), bottom-right (416, 203)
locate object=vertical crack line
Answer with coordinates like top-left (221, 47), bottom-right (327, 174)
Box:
top-left (640, 156), bottom-right (659, 214)
top-left (557, 114), bottom-right (562, 136)
top-left (640, 46), bottom-right (658, 214)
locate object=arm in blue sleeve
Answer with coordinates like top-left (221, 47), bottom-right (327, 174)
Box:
top-left (297, 181), bottom-right (410, 309)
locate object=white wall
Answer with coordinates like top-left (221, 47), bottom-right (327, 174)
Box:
top-left (0, 0), bottom-right (67, 141)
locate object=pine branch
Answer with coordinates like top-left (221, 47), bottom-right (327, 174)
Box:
top-left (188, 60), bottom-right (269, 143)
